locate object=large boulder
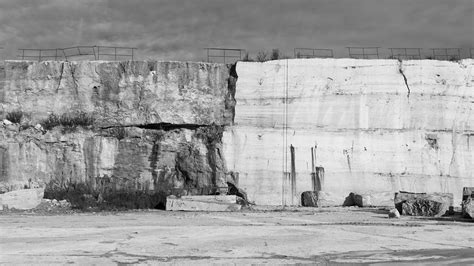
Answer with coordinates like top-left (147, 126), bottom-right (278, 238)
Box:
top-left (462, 187), bottom-right (474, 219)
top-left (352, 191), bottom-right (394, 207)
top-left (462, 197), bottom-right (474, 219)
top-left (301, 191), bottom-right (341, 207)
top-left (0, 188), bottom-right (44, 210)
top-left (395, 192), bottom-right (453, 217)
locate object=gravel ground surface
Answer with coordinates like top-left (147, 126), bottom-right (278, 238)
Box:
top-left (1, 206), bottom-right (473, 265)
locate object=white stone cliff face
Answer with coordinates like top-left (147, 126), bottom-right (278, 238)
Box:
top-left (223, 59), bottom-right (474, 206)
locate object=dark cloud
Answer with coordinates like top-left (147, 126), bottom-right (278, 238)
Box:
top-left (0, 0), bottom-right (473, 61)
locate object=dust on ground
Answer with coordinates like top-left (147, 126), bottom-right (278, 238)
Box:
top-left (1, 206), bottom-right (473, 265)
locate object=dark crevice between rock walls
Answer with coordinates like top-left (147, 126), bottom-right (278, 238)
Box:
top-left (43, 63), bottom-right (239, 211)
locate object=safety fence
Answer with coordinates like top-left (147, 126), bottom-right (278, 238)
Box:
top-left (205, 48), bottom-right (243, 64)
top-left (17, 45), bottom-right (136, 61)
top-left (206, 47), bottom-right (474, 63)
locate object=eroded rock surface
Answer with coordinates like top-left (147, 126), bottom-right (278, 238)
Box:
top-left (395, 192), bottom-right (453, 217)
top-left (0, 61), bottom-right (234, 127)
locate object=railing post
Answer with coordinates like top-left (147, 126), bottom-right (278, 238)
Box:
top-left (97, 46), bottom-right (100, 60)
top-left (39, 50), bottom-right (42, 61)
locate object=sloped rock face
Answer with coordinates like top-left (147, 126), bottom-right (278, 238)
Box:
top-left (0, 60), bottom-right (234, 127)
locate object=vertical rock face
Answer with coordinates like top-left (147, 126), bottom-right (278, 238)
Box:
top-left (0, 60), bottom-right (235, 208)
top-left (0, 60), bottom-right (234, 126)
top-left (0, 126), bottom-right (229, 205)
top-left (223, 58), bottom-right (474, 205)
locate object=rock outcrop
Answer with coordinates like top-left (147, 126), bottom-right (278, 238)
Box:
top-left (0, 60), bottom-right (236, 209)
top-left (0, 60), bottom-right (234, 127)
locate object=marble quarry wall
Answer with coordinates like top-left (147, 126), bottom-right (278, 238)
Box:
top-left (223, 59), bottom-right (474, 206)
top-left (1, 58), bottom-right (473, 207)
top-left (0, 60), bottom-right (236, 207)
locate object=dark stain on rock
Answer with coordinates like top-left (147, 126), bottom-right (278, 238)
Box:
top-left (425, 133), bottom-right (439, 150)
top-left (0, 146), bottom-right (9, 183)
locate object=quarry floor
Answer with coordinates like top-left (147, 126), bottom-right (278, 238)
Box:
top-left (1, 207), bottom-right (473, 265)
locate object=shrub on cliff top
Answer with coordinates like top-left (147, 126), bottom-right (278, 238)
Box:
top-left (41, 112), bottom-right (95, 131)
top-left (6, 110), bottom-right (23, 124)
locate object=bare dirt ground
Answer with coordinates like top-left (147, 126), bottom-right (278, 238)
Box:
top-left (1, 207), bottom-right (473, 265)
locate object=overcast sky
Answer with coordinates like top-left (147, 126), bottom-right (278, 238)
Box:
top-left (0, 0), bottom-right (473, 61)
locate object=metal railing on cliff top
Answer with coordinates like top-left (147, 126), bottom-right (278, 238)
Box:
top-left (17, 45), bottom-right (136, 61)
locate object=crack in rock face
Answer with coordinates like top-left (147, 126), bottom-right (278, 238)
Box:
top-left (398, 60), bottom-right (411, 98)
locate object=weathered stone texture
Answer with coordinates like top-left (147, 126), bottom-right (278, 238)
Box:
top-left (462, 197), bottom-right (474, 219)
top-left (0, 126), bottom-right (229, 203)
top-left (0, 60), bottom-right (234, 127)
top-left (395, 192), bottom-right (453, 217)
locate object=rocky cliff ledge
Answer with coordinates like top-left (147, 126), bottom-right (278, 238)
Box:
top-left (0, 60), bottom-right (237, 209)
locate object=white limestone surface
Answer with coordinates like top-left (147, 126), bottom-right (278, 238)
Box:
top-left (223, 58), bottom-right (474, 206)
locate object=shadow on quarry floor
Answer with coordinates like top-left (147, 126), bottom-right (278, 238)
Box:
top-left (412, 214), bottom-right (474, 224)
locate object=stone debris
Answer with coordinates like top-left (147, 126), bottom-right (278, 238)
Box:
top-left (34, 124), bottom-right (45, 132)
top-left (388, 208), bottom-right (400, 218)
top-left (166, 195), bottom-right (242, 212)
top-left (301, 191), bottom-right (341, 207)
top-left (2, 119), bottom-right (12, 125)
top-left (0, 188), bottom-right (44, 210)
top-left (395, 192), bottom-right (453, 217)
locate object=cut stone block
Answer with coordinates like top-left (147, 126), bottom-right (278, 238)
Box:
top-left (395, 191), bottom-right (453, 217)
top-left (462, 197), bottom-right (474, 219)
top-left (166, 196), bottom-right (241, 211)
top-left (0, 188), bottom-right (44, 210)
top-left (180, 195), bottom-right (237, 204)
top-left (352, 191), bottom-right (394, 207)
top-left (301, 191), bottom-right (342, 207)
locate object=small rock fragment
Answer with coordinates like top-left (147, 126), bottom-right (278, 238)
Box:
top-left (3, 119), bottom-right (12, 125)
top-left (388, 208), bottom-right (400, 218)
